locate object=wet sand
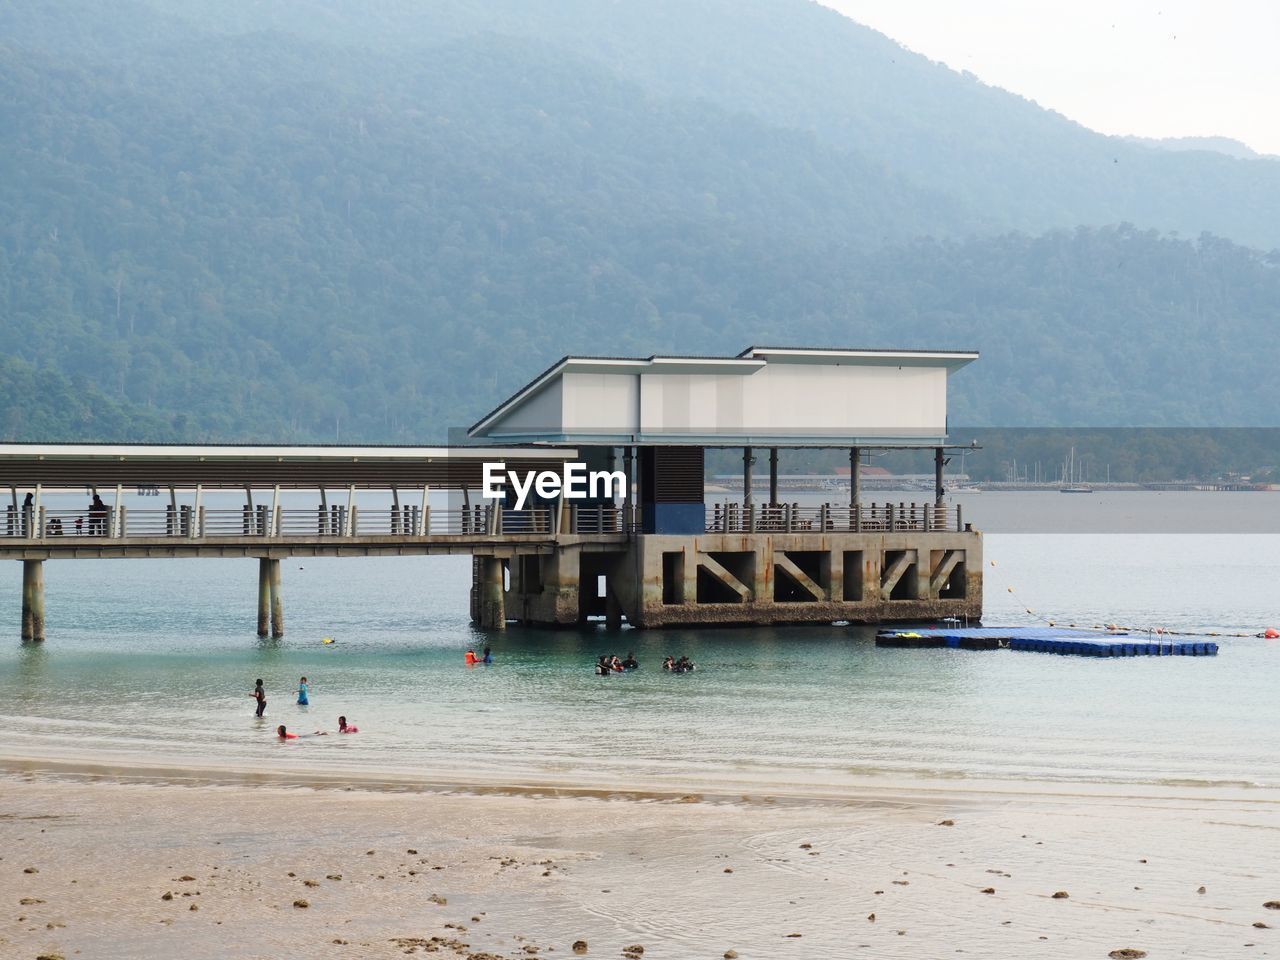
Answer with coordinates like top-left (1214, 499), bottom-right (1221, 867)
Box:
top-left (2, 766), bottom-right (1278, 960)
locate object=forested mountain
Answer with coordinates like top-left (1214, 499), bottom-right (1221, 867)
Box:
top-left (1, 0), bottom-right (1278, 441)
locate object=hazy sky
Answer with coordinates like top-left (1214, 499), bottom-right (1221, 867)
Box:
top-left (821, 0), bottom-right (1280, 155)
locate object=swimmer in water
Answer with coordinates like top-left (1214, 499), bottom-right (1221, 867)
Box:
top-left (338, 715), bottom-right (359, 734)
top-left (251, 678), bottom-right (267, 717)
top-left (465, 648), bottom-right (478, 665)
top-left (297, 676), bottom-right (309, 706)
top-left (622, 652), bottom-right (638, 670)
top-left (482, 646), bottom-right (493, 664)
top-left (595, 655), bottom-right (611, 676)
top-left (277, 724), bottom-right (326, 739)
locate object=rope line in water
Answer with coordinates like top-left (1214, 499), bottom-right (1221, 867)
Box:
top-left (994, 561), bottom-right (1271, 639)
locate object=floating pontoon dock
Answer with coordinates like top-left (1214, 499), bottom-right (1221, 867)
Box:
top-left (876, 626), bottom-right (1219, 656)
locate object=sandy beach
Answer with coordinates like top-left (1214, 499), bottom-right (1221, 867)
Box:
top-left (2, 763), bottom-right (1278, 960)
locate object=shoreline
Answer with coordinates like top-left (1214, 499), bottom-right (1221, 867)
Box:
top-left (4, 752), bottom-right (1279, 808)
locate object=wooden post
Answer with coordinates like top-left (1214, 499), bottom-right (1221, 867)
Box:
top-left (269, 558), bottom-right (284, 638)
top-left (21, 559), bottom-right (44, 641)
top-left (257, 558), bottom-right (271, 638)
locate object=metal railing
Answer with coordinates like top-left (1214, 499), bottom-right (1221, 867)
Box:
top-left (706, 501), bottom-right (963, 534)
top-left (1, 503), bottom-right (605, 541)
top-left (0, 500), bottom-right (962, 542)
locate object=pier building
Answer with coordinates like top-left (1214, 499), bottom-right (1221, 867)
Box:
top-left (0, 345), bottom-right (980, 638)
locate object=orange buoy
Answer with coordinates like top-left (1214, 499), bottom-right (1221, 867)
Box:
top-left (1264, 627), bottom-right (1280, 639)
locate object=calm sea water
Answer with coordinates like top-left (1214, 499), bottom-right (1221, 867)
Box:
top-left (2, 493), bottom-right (1278, 791)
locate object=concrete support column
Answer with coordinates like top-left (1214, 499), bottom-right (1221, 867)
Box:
top-left (768, 448), bottom-right (779, 506)
top-left (257, 558), bottom-right (271, 638)
top-left (850, 447), bottom-right (861, 507)
top-left (743, 447), bottom-right (754, 510)
top-left (828, 548), bottom-right (845, 603)
top-left (479, 556), bottom-right (506, 631)
top-left (935, 447), bottom-right (945, 507)
top-left (269, 558), bottom-right (284, 638)
top-left (21, 559), bottom-right (44, 641)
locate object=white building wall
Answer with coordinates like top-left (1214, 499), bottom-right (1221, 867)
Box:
top-left (632, 364), bottom-right (948, 436)
top-left (561, 371), bottom-right (639, 433)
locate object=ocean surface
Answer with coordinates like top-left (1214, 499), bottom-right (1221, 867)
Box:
top-left (2, 492), bottom-right (1278, 792)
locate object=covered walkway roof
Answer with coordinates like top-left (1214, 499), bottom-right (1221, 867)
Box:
top-left (0, 444), bottom-right (576, 489)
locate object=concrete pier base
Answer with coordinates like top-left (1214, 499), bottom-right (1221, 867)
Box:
top-left (476, 556), bottom-right (506, 630)
top-left (257, 558), bottom-right (271, 638)
top-left (21, 559), bottom-right (44, 641)
top-left (269, 558), bottom-right (284, 638)
top-left (507, 529), bottom-right (982, 629)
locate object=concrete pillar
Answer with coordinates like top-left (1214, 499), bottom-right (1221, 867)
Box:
top-left (478, 556), bottom-right (506, 630)
top-left (257, 558), bottom-right (271, 638)
top-left (743, 447), bottom-right (754, 509)
top-left (769, 448), bottom-right (779, 505)
top-left (269, 558), bottom-right (284, 638)
top-left (935, 447), bottom-right (946, 507)
top-left (850, 447), bottom-right (861, 507)
top-left (469, 556), bottom-right (481, 624)
top-left (21, 559), bottom-right (44, 641)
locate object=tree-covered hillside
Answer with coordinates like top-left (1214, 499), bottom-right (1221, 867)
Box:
top-left (1, 0), bottom-right (1278, 441)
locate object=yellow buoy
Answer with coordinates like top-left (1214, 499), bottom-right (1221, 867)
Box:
top-left (321, 637), bottom-right (335, 644)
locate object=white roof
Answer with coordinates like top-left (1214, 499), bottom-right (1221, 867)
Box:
top-left (470, 346), bottom-right (977, 447)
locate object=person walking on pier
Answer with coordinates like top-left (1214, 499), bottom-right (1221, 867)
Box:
top-left (251, 678), bottom-right (267, 718)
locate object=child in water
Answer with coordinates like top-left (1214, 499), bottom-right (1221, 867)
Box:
top-left (338, 715), bottom-right (359, 734)
top-left (277, 724), bottom-right (327, 740)
top-left (297, 676), bottom-right (309, 706)
top-left (465, 648), bottom-right (478, 665)
top-left (251, 679), bottom-right (267, 717)
top-left (482, 646), bottom-right (493, 664)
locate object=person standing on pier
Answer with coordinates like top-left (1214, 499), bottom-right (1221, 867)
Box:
top-left (251, 678), bottom-right (267, 718)
top-left (89, 493), bottom-right (108, 535)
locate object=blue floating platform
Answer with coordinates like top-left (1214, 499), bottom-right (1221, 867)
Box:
top-left (875, 626), bottom-right (1217, 657)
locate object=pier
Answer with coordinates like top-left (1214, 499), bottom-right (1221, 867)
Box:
top-left (2, 345), bottom-right (984, 638)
